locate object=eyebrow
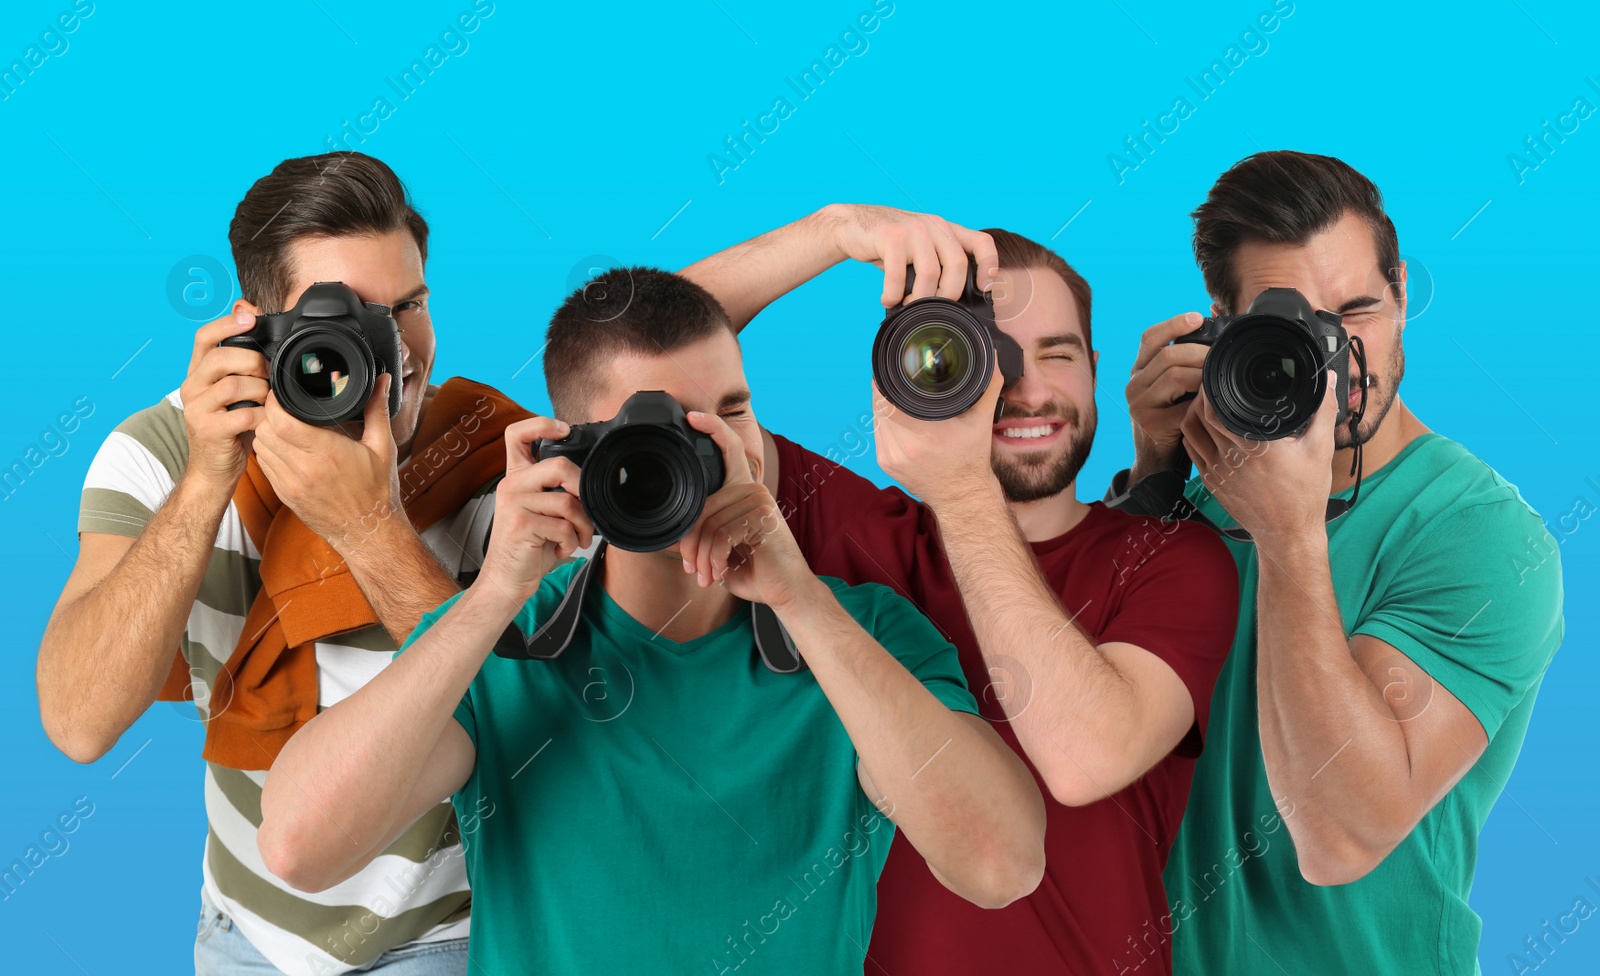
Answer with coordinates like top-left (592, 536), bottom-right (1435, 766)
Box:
top-left (717, 389), bottom-right (753, 411)
top-left (1334, 295), bottom-right (1382, 314)
top-left (1037, 333), bottom-right (1087, 352)
top-left (391, 284), bottom-right (430, 306)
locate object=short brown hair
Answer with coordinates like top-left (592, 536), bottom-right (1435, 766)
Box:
top-left (1192, 151), bottom-right (1400, 313)
top-left (982, 228), bottom-right (1094, 364)
top-left (228, 152), bottom-right (429, 313)
top-left (543, 267), bottom-right (736, 420)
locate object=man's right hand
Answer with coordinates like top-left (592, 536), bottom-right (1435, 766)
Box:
top-left (1124, 311), bottom-right (1209, 483)
top-left (474, 417), bottom-right (595, 608)
top-left (815, 203), bottom-right (1000, 308)
top-left (178, 309), bottom-right (268, 494)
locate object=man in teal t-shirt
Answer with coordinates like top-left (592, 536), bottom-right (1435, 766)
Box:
top-left (258, 267), bottom-right (1046, 973)
top-left (1118, 151), bottom-right (1563, 974)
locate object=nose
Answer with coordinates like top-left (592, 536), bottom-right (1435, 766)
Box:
top-left (1002, 358), bottom-right (1055, 413)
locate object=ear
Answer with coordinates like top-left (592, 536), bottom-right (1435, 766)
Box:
top-left (1393, 259), bottom-right (1409, 330)
top-left (233, 297), bottom-right (263, 317)
top-left (1091, 348), bottom-right (1100, 379)
top-left (1210, 301), bottom-right (1227, 318)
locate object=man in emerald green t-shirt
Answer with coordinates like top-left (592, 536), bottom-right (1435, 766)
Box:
top-left (1116, 151), bottom-right (1564, 974)
top-left (257, 268), bottom-right (1046, 973)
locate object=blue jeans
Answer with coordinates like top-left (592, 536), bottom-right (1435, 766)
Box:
top-left (194, 887), bottom-right (468, 975)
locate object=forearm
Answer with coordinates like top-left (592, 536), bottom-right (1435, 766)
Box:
top-left (934, 483), bottom-right (1145, 802)
top-left (261, 581), bottom-right (511, 880)
top-left (678, 206), bottom-right (847, 330)
top-left (776, 583), bottom-right (1044, 904)
top-left (338, 515), bottom-right (462, 644)
top-left (1254, 533), bottom-right (1415, 871)
top-left (38, 475), bottom-right (231, 762)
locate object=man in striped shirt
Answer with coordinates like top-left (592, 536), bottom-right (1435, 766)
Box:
top-left (38, 152), bottom-right (509, 975)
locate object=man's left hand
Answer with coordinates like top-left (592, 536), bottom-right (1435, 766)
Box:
top-left (254, 373), bottom-right (404, 553)
top-left (874, 360), bottom-right (1001, 509)
top-left (1179, 370), bottom-right (1339, 550)
top-left (679, 411), bottom-right (818, 612)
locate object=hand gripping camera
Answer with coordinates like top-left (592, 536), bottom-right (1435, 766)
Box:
top-left (872, 258), bottom-right (1024, 422)
top-left (534, 390), bottom-right (725, 554)
top-left (1172, 287), bottom-right (1353, 440)
top-left (491, 390), bottom-right (804, 674)
top-left (221, 281), bottom-right (403, 426)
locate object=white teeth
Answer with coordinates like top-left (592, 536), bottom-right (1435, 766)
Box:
top-left (1000, 424), bottom-right (1054, 439)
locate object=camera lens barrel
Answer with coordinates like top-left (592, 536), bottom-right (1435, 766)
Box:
top-left (580, 423), bottom-right (722, 552)
top-left (875, 298), bottom-right (1019, 421)
top-left (1203, 318), bottom-right (1328, 440)
top-left (272, 325), bottom-right (377, 426)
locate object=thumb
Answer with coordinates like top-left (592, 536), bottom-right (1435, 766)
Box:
top-left (362, 373), bottom-right (394, 452)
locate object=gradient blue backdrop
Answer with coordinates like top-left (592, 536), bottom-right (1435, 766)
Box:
top-left (1, 1), bottom-right (1594, 972)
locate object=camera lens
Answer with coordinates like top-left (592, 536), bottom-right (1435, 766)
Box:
top-left (874, 300), bottom-right (996, 421)
top-left (273, 326), bottom-right (375, 426)
top-left (1203, 319), bottom-right (1325, 440)
top-left (581, 425), bottom-right (716, 552)
top-left (899, 322), bottom-right (971, 396)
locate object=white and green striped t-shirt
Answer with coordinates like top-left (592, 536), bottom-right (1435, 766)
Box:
top-left (78, 389), bottom-right (495, 976)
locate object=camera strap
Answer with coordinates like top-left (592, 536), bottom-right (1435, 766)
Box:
top-left (489, 540), bottom-right (807, 673)
top-left (1109, 336), bottom-right (1369, 544)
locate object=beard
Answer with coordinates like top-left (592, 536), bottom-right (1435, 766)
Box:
top-left (991, 399), bottom-right (1097, 503)
top-left (1337, 334), bottom-right (1405, 450)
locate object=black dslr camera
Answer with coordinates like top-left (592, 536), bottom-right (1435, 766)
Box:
top-left (1173, 287), bottom-right (1351, 440)
top-left (872, 258), bottom-right (1024, 422)
top-left (537, 391), bottom-right (725, 552)
top-left (221, 281), bottom-right (403, 426)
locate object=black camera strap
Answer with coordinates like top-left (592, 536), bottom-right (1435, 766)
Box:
top-left (489, 540), bottom-right (806, 673)
top-left (1109, 336), bottom-right (1369, 544)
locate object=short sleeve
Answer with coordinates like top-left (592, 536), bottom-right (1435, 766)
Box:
top-left (78, 395), bottom-right (188, 539)
top-left (862, 583), bottom-right (981, 718)
top-left (1354, 501), bottom-right (1563, 742)
top-left (1097, 518), bottom-right (1240, 752)
top-left (395, 590), bottom-right (478, 745)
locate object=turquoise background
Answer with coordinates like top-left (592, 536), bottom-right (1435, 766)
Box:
top-left (1, 1), bottom-right (1594, 972)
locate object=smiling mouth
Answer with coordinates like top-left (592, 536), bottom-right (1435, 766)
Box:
top-left (993, 421), bottom-right (1063, 442)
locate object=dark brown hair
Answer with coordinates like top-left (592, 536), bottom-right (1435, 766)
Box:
top-left (982, 228), bottom-right (1094, 366)
top-left (1192, 151), bottom-right (1400, 312)
top-left (543, 267), bottom-right (736, 420)
top-left (228, 152), bottom-right (429, 313)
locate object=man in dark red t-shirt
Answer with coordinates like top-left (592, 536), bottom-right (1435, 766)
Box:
top-left (684, 206), bottom-right (1240, 974)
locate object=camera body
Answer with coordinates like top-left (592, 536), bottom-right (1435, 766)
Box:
top-left (220, 281), bottom-right (403, 426)
top-left (872, 258), bottom-right (1024, 422)
top-left (537, 390), bottom-right (725, 553)
top-left (1173, 287), bottom-right (1350, 440)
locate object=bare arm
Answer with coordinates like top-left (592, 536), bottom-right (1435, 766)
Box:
top-left (1182, 378), bottom-right (1485, 884)
top-left (260, 415), bottom-right (591, 892)
top-left (38, 313), bottom-right (270, 764)
top-left (930, 481), bottom-right (1199, 806)
top-left (258, 584), bottom-right (497, 891)
top-left (776, 579), bottom-right (1046, 908)
top-left (38, 476), bottom-right (235, 764)
top-left (335, 514), bottom-right (463, 645)
top-left (680, 203), bottom-right (999, 331)
top-left (680, 410), bottom-right (1043, 909)
top-left (1253, 538), bottom-right (1484, 885)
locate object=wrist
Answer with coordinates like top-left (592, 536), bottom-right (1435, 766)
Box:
top-left (1130, 445), bottom-right (1187, 486)
top-left (809, 204), bottom-right (854, 267)
top-left (923, 469), bottom-right (1004, 514)
top-left (176, 468), bottom-right (239, 513)
top-left (1253, 521), bottom-right (1328, 565)
top-left (331, 501), bottom-right (416, 565)
top-left (459, 574), bottom-right (532, 629)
